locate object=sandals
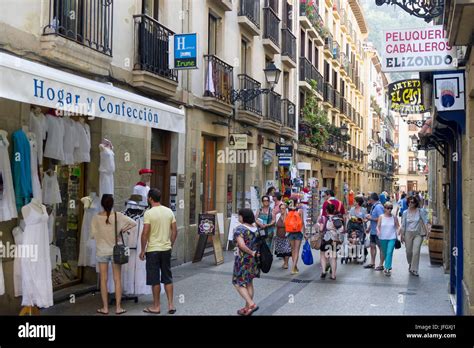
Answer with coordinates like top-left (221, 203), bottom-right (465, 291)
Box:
top-left (116, 309), bottom-right (127, 315)
top-left (168, 309), bottom-right (177, 314)
top-left (97, 309), bottom-right (108, 315)
top-left (364, 264), bottom-right (375, 269)
top-left (143, 307), bottom-right (161, 314)
top-left (282, 264), bottom-right (289, 269)
top-left (237, 304), bottom-right (259, 316)
top-left (330, 276), bottom-right (336, 280)
top-left (410, 270), bottom-right (419, 277)
top-left (375, 266), bottom-right (384, 271)
top-left (320, 272), bottom-right (327, 279)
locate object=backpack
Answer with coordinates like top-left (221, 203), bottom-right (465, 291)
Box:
top-left (256, 237), bottom-right (273, 273)
top-left (330, 215), bottom-right (344, 229)
top-left (285, 210), bottom-right (303, 233)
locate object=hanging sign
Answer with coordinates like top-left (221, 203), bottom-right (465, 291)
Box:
top-left (276, 145), bottom-right (293, 157)
top-left (388, 79), bottom-right (426, 114)
top-left (382, 26), bottom-right (456, 72)
top-left (169, 33), bottom-right (198, 69)
top-left (433, 71), bottom-right (465, 112)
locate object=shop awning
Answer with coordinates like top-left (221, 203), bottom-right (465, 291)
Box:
top-left (0, 52), bottom-right (185, 133)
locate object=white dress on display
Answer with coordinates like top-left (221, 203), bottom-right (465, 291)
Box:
top-left (12, 222), bottom-right (25, 297)
top-left (29, 111), bottom-right (47, 164)
top-left (0, 131), bottom-right (18, 222)
top-left (73, 121), bottom-right (91, 163)
top-left (20, 201), bottom-right (54, 308)
top-left (99, 145), bottom-right (115, 197)
top-left (42, 172), bottom-right (62, 205)
top-left (78, 195), bottom-right (100, 267)
top-left (132, 184), bottom-right (150, 206)
top-left (62, 118), bottom-right (79, 165)
top-left (44, 114), bottom-right (65, 161)
top-left (29, 136), bottom-right (42, 202)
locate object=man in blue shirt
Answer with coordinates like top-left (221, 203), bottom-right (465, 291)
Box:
top-left (364, 193), bottom-right (385, 270)
top-left (379, 191), bottom-right (387, 205)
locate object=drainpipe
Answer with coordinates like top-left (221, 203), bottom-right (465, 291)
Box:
top-left (455, 124), bottom-right (463, 315)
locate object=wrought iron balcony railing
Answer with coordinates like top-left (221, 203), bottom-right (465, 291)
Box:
top-left (281, 28), bottom-right (297, 62)
top-left (204, 55), bottom-right (234, 104)
top-left (282, 99), bottom-right (296, 130)
top-left (133, 15), bottom-right (177, 81)
top-left (332, 41), bottom-right (340, 61)
top-left (43, 0), bottom-right (113, 56)
top-left (237, 74), bottom-right (262, 115)
top-left (263, 7), bottom-right (280, 47)
top-left (239, 0), bottom-right (261, 28)
top-left (323, 82), bottom-right (334, 106)
top-left (334, 90), bottom-right (341, 111)
top-left (299, 57), bottom-right (324, 94)
top-left (324, 33), bottom-right (333, 52)
top-left (266, 91), bottom-right (282, 123)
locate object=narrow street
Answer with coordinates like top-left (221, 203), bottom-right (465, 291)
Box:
top-left (44, 244), bottom-right (452, 316)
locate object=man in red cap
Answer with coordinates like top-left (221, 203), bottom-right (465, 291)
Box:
top-left (133, 168), bottom-right (153, 205)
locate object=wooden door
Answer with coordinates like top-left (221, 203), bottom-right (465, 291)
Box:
top-left (151, 160), bottom-right (169, 206)
top-left (201, 137), bottom-right (217, 212)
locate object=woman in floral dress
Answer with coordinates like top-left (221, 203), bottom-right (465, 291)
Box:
top-left (274, 203), bottom-right (292, 269)
top-left (233, 208), bottom-right (260, 316)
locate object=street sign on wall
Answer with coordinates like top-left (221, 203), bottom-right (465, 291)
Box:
top-left (169, 33), bottom-right (198, 69)
top-left (276, 145), bottom-right (293, 157)
top-left (382, 26), bottom-right (456, 72)
top-left (229, 134), bottom-right (248, 149)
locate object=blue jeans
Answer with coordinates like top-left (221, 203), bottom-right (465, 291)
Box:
top-left (380, 239), bottom-right (396, 270)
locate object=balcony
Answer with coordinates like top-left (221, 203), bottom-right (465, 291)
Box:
top-left (332, 0), bottom-right (340, 19)
top-left (281, 28), bottom-right (297, 69)
top-left (333, 90), bottom-right (341, 111)
top-left (41, 0), bottom-right (113, 75)
top-left (210, 0), bottom-right (233, 11)
top-left (323, 82), bottom-right (334, 107)
top-left (340, 52), bottom-right (349, 77)
top-left (281, 99), bottom-right (297, 139)
top-left (324, 33), bottom-right (333, 58)
top-left (355, 112), bottom-right (361, 128)
top-left (263, 7), bottom-right (281, 55)
top-left (235, 74), bottom-right (262, 126)
top-left (445, 0), bottom-right (474, 47)
top-left (340, 9), bottom-right (348, 33)
top-left (299, 1), bottom-right (325, 45)
top-left (332, 41), bottom-right (341, 65)
top-left (238, 0), bottom-right (261, 36)
top-left (347, 21), bottom-right (353, 43)
top-left (340, 96), bottom-right (348, 119)
top-left (131, 15), bottom-right (178, 98)
top-left (298, 57), bottom-right (324, 99)
top-left (203, 55), bottom-right (234, 116)
top-left (261, 91), bottom-right (282, 134)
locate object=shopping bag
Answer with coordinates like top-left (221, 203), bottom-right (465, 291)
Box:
top-left (302, 239), bottom-right (314, 265)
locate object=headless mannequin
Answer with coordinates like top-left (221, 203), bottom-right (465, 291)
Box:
top-left (133, 173), bottom-right (152, 205)
top-left (22, 198), bottom-right (45, 218)
top-left (81, 192), bottom-right (97, 209)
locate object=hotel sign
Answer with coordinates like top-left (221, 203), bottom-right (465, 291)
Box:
top-left (169, 33), bottom-right (198, 69)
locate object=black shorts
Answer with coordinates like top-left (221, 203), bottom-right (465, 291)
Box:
top-left (146, 250), bottom-right (173, 285)
top-left (370, 234), bottom-right (380, 246)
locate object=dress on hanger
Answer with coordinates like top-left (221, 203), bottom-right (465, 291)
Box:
top-left (44, 114), bottom-right (65, 161)
top-left (29, 137), bottom-right (42, 202)
top-left (42, 172), bottom-right (62, 205)
top-left (12, 224), bottom-right (24, 297)
top-left (62, 118), bottom-right (79, 165)
top-left (21, 203), bottom-right (54, 308)
top-left (78, 195), bottom-right (100, 267)
top-left (99, 146), bottom-right (115, 197)
top-left (12, 130), bottom-right (32, 211)
top-left (0, 132), bottom-right (18, 222)
top-left (29, 111), bottom-right (47, 164)
top-left (73, 121), bottom-right (91, 163)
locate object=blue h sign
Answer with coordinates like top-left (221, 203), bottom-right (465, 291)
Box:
top-left (170, 33), bottom-right (198, 69)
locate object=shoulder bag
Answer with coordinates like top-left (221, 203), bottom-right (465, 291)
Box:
top-left (113, 212), bottom-right (129, 265)
top-left (393, 215), bottom-right (401, 249)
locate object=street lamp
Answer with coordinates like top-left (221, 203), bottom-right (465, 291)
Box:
top-left (367, 143), bottom-right (373, 154)
top-left (410, 134), bottom-right (419, 148)
top-left (340, 123), bottom-right (349, 136)
top-left (230, 61), bottom-right (281, 104)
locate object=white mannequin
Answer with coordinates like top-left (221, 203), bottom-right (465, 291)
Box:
top-left (81, 192), bottom-right (98, 209)
top-left (133, 172), bottom-right (152, 205)
top-left (22, 198), bottom-right (44, 218)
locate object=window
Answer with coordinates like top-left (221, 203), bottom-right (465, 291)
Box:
top-left (266, 0), bottom-right (279, 13)
top-left (332, 70), bottom-right (338, 90)
top-left (241, 39), bottom-right (249, 75)
top-left (282, 1), bottom-right (292, 29)
top-left (283, 71), bottom-right (289, 99)
top-left (143, 0), bottom-right (159, 19)
top-left (324, 61), bottom-right (330, 82)
top-left (208, 14), bottom-right (218, 55)
top-left (314, 46), bottom-right (319, 69)
top-left (308, 39), bottom-right (313, 62)
top-left (409, 157), bottom-right (417, 173)
top-left (300, 29), bottom-right (305, 56)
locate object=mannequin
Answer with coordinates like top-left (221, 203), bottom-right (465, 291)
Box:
top-left (78, 192), bottom-right (100, 267)
top-left (99, 140), bottom-right (115, 198)
top-left (21, 198), bottom-right (53, 308)
top-left (132, 169), bottom-right (153, 205)
top-left (12, 219), bottom-right (26, 297)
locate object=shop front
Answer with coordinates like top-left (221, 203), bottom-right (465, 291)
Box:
top-left (0, 52), bottom-right (185, 314)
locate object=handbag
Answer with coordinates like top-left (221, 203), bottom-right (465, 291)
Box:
top-left (302, 239), bottom-right (314, 265)
top-left (256, 236), bottom-right (273, 273)
top-left (113, 212), bottom-right (129, 265)
top-left (393, 215), bottom-right (401, 249)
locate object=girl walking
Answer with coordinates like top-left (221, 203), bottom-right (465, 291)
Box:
top-left (274, 203), bottom-right (291, 269)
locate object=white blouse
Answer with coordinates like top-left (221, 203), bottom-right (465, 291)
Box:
top-left (73, 121), bottom-right (91, 163)
top-left (44, 114), bottom-right (65, 161)
top-left (42, 172), bottom-right (62, 205)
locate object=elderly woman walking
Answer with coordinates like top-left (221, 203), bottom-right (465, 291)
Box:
top-left (232, 208), bottom-right (260, 316)
top-left (400, 196), bottom-right (429, 276)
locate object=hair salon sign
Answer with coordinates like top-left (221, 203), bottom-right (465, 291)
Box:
top-left (382, 26), bottom-right (456, 72)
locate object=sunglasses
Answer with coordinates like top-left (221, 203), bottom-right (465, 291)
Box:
top-left (263, 199), bottom-right (269, 202)
top-left (385, 207), bottom-right (393, 210)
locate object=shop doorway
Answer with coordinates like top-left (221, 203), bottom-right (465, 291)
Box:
top-left (407, 180), bottom-right (417, 194)
top-left (151, 129), bottom-right (170, 206)
top-left (201, 136), bottom-right (217, 212)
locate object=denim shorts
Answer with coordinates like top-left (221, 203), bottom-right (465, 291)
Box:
top-left (96, 255), bottom-right (113, 263)
top-left (287, 232), bottom-right (303, 241)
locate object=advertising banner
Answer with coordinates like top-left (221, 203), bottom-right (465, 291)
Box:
top-left (198, 213), bottom-right (216, 235)
top-left (433, 71), bottom-right (465, 112)
top-left (388, 79), bottom-right (426, 114)
top-left (382, 26), bottom-right (456, 72)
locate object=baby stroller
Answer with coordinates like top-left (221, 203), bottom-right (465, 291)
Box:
top-left (341, 218), bottom-right (366, 264)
